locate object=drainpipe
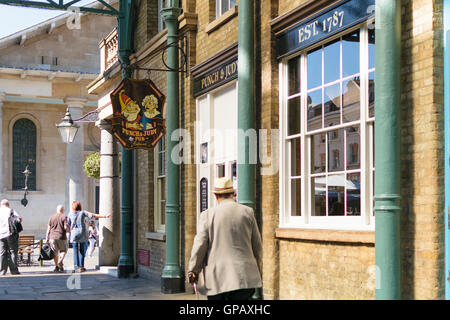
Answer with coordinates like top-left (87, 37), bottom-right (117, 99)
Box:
top-left (238, 0), bottom-right (261, 299)
top-left (374, 0), bottom-right (402, 300)
top-left (117, 0), bottom-right (135, 278)
top-left (161, 0), bottom-right (184, 294)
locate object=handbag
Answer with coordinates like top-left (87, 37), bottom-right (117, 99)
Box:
top-left (38, 242), bottom-right (54, 261)
top-left (9, 209), bottom-right (23, 234)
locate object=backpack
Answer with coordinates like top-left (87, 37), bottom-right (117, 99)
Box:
top-left (9, 209), bottom-right (23, 235)
top-left (38, 242), bottom-right (54, 261)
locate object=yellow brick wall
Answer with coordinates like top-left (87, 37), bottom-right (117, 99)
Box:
top-left (400, 0), bottom-right (445, 299)
top-left (195, 0), bottom-right (239, 65)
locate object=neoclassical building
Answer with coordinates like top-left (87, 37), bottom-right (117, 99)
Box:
top-left (0, 4), bottom-right (116, 238)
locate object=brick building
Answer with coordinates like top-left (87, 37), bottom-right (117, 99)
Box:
top-left (90, 0), bottom-right (449, 299)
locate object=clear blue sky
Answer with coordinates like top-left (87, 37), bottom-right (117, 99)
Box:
top-left (0, 1), bottom-right (96, 39)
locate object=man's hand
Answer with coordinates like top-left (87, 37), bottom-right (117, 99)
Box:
top-left (188, 271), bottom-right (198, 284)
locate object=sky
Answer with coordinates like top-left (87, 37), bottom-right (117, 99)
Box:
top-left (0, 1), bottom-right (96, 39)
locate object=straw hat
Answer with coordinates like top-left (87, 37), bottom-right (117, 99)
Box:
top-left (213, 177), bottom-right (235, 195)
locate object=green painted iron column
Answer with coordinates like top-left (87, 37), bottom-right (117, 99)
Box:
top-left (237, 0), bottom-right (255, 214)
top-left (237, 0), bottom-right (262, 300)
top-left (161, 0), bottom-right (184, 293)
top-left (374, 0), bottom-right (402, 300)
top-left (117, 0), bottom-right (135, 278)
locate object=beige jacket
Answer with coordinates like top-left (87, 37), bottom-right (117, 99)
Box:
top-left (188, 198), bottom-right (263, 296)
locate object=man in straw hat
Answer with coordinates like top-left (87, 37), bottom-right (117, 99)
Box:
top-left (188, 177), bottom-right (262, 300)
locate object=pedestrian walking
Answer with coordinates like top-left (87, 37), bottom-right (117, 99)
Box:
top-left (87, 220), bottom-right (98, 257)
top-left (187, 178), bottom-right (263, 300)
top-left (45, 205), bottom-right (70, 272)
top-left (67, 201), bottom-right (110, 272)
top-left (0, 199), bottom-right (22, 275)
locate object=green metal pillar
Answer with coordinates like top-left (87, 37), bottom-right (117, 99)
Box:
top-left (374, 0), bottom-right (402, 300)
top-left (117, 0), bottom-right (135, 278)
top-left (161, 0), bottom-right (184, 294)
top-left (237, 0), bottom-right (261, 300)
top-left (237, 0), bottom-right (255, 211)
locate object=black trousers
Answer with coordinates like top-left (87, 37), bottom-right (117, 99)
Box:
top-left (207, 288), bottom-right (255, 300)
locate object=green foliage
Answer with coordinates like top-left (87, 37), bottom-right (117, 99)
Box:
top-left (83, 151), bottom-right (100, 179)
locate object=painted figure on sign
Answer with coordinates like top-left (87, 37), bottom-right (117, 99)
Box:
top-left (119, 90), bottom-right (142, 130)
top-left (140, 94), bottom-right (161, 130)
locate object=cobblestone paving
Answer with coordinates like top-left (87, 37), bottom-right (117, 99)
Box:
top-left (0, 248), bottom-right (205, 300)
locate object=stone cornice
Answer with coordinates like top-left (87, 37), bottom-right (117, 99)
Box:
top-left (64, 97), bottom-right (89, 107)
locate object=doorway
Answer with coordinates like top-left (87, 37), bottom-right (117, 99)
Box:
top-left (196, 82), bottom-right (238, 223)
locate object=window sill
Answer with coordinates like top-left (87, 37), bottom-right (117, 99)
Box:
top-left (275, 228), bottom-right (375, 244)
top-left (205, 6), bottom-right (238, 34)
top-left (145, 232), bottom-right (166, 242)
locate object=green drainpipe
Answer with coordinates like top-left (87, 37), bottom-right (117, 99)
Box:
top-left (117, 0), bottom-right (135, 278)
top-left (237, 0), bottom-right (261, 300)
top-left (374, 0), bottom-right (402, 300)
top-left (161, 1), bottom-right (184, 294)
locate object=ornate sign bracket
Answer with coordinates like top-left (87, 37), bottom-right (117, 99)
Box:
top-left (127, 40), bottom-right (188, 77)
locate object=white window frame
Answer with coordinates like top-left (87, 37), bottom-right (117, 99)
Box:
top-left (154, 136), bottom-right (166, 233)
top-left (158, 0), bottom-right (166, 32)
top-left (279, 22), bottom-right (375, 231)
top-left (216, 0), bottom-right (237, 18)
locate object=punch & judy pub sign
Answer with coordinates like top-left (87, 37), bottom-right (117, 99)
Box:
top-left (110, 78), bottom-right (166, 150)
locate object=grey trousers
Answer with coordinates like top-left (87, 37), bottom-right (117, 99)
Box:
top-left (0, 234), bottom-right (19, 274)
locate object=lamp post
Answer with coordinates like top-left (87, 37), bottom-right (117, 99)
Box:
top-left (56, 104), bottom-right (83, 219)
top-left (21, 165), bottom-right (30, 207)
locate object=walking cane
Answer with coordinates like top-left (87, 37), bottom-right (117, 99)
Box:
top-left (193, 282), bottom-right (199, 300)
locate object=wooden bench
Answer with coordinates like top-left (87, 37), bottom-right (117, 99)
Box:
top-left (18, 235), bottom-right (35, 265)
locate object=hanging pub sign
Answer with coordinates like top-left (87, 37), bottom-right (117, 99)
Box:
top-left (276, 0), bottom-right (375, 58)
top-left (110, 78), bottom-right (166, 150)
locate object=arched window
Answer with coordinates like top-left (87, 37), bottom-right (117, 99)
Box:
top-left (12, 118), bottom-right (37, 190)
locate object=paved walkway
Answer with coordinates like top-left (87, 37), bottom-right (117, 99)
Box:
top-left (0, 247), bottom-right (205, 300)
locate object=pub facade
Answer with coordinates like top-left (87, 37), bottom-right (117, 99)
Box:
top-left (90, 0), bottom-right (448, 299)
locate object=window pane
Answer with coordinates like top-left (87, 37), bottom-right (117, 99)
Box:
top-left (288, 97), bottom-right (301, 136)
top-left (288, 57), bottom-right (301, 95)
top-left (328, 129), bottom-right (344, 172)
top-left (221, 0), bottom-right (229, 15)
top-left (307, 89), bottom-right (322, 131)
top-left (307, 47), bottom-right (322, 90)
top-left (369, 72), bottom-right (375, 118)
top-left (369, 27), bottom-right (375, 70)
top-left (217, 164), bottom-right (225, 178)
top-left (12, 119), bottom-right (36, 190)
top-left (311, 176), bottom-right (326, 216)
top-left (311, 133), bottom-right (326, 174)
top-left (291, 178), bottom-right (302, 217)
top-left (230, 0), bottom-right (237, 8)
top-left (342, 31), bottom-right (360, 78)
top-left (346, 126), bottom-right (360, 170)
top-left (324, 83), bottom-right (341, 127)
top-left (347, 173), bottom-right (361, 216)
top-left (342, 78), bottom-right (361, 123)
top-left (324, 39), bottom-right (340, 84)
top-left (290, 138), bottom-right (301, 177)
top-left (328, 175), bottom-right (345, 216)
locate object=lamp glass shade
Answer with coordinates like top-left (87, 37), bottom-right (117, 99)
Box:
top-left (57, 122), bottom-right (79, 143)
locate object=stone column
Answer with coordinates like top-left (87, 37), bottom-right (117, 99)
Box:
top-left (64, 97), bottom-right (87, 212)
top-left (95, 119), bottom-right (121, 266)
top-left (0, 92), bottom-right (4, 195)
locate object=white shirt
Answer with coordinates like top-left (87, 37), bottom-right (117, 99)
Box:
top-left (0, 206), bottom-right (21, 240)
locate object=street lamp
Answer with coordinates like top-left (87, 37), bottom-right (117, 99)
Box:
top-left (21, 166), bottom-right (31, 207)
top-left (56, 107), bottom-right (79, 143)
